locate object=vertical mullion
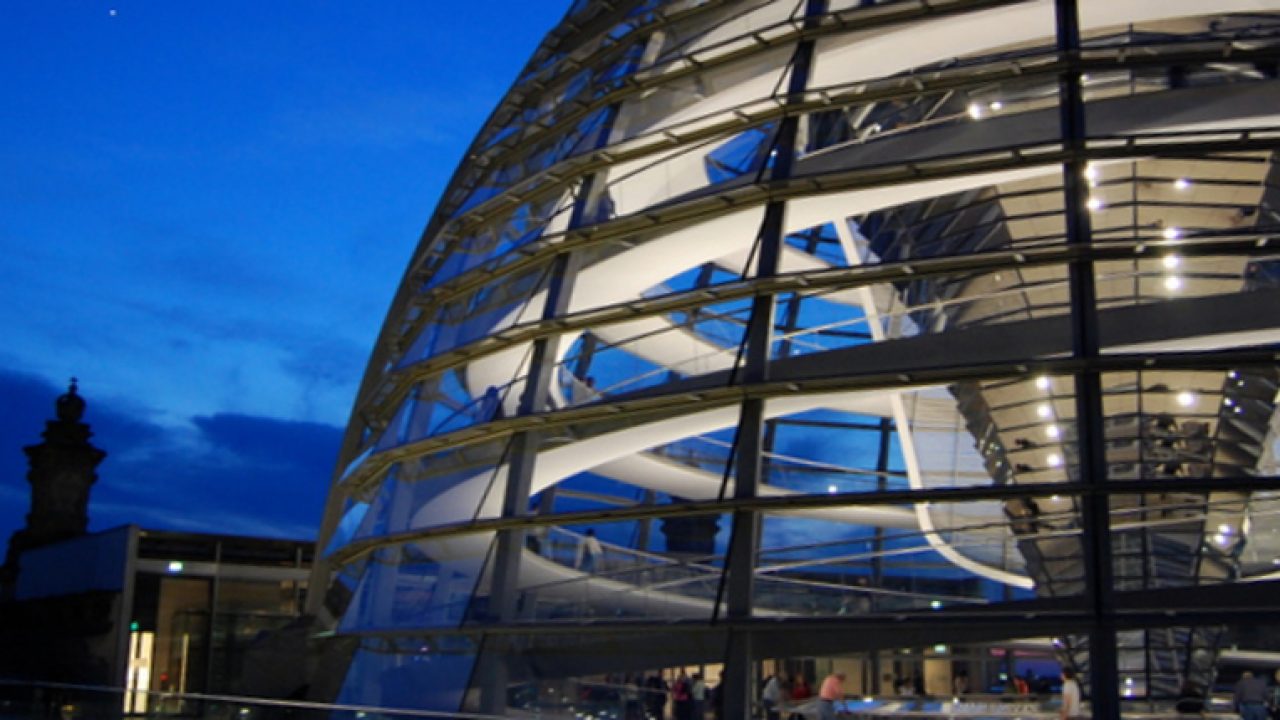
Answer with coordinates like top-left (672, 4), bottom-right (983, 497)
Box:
top-left (722, 2), bottom-right (827, 717)
top-left (1057, 0), bottom-right (1119, 716)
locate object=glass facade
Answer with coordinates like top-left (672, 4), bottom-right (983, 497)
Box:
top-left (311, 1), bottom-right (1280, 716)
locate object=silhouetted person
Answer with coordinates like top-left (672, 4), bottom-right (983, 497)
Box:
top-left (575, 528), bottom-right (603, 572)
top-left (1060, 668), bottom-right (1082, 720)
top-left (1236, 671), bottom-right (1268, 720)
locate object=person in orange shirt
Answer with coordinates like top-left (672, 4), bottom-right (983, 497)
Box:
top-left (817, 672), bottom-right (845, 720)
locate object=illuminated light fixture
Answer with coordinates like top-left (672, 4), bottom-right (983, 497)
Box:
top-left (1162, 254), bottom-right (1181, 269)
top-left (1215, 533), bottom-right (1230, 546)
top-left (1086, 196), bottom-right (1105, 211)
top-left (930, 600), bottom-right (943, 610)
top-left (827, 484), bottom-right (838, 494)
top-left (1162, 227), bottom-right (1181, 240)
top-left (1047, 453), bottom-right (1062, 468)
top-left (1035, 376), bottom-right (1051, 390)
top-left (1125, 678), bottom-right (1135, 686)
top-left (967, 103), bottom-right (983, 120)
top-left (1219, 524), bottom-right (1232, 535)
top-left (934, 644), bottom-right (949, 653)
top-left (1174, 178), bottom-right (1191, 190)
top-left (1045, 424), bottom-right (1061, 439)
top-left (1083, 163), bottom-right (1099, 182)
top-left (167, 561), bottom-right (184, 574)
top-left (1224, 398), bottom-right (1234, 407)
top-left (1051, 494), bottom-right (1062, 501)
top-left (1177, 391), bottom-right (1196, 407)
top-left (1229, 371), bottom-right (1239, 379)
top-left (989, 100), bottom-right (1003, 111)
top-left (1037, 403), bottom-right (1052, 418)
top-left (1164, 275), bottom-right (1183, 291)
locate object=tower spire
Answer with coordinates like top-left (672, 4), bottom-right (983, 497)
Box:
top-left (3, 379), bottom-right (107, 587)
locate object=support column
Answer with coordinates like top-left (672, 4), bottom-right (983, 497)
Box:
top-left (721, 2), bottom-right (826, 717)
top-left (477, 244), bottom-right (583, 715)
top-left (477, 77), bottom-right (628, 709)
top-left (1057, 0), bottom-right (1119, 716)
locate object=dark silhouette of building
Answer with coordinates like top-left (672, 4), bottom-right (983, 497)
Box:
top-left (0, 382), bottom-right (315, 710)
top-left (3, 378), bottom-right (106, 589)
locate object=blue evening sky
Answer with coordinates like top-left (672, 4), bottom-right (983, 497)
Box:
top-left (0, 2), bottom-right (568, 541)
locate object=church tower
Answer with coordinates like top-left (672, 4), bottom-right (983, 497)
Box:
top-left (4, 379), bottom-right (107, 573)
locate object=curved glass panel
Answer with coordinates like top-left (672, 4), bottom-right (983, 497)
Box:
top-left (314, 2), bottom-right (1280, 715)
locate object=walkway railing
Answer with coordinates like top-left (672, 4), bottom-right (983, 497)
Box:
top-left (0, 680), bottom-right (508, 720)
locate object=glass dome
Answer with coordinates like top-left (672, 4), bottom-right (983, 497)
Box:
top-left (310, 1), bottom-right (1280, 715)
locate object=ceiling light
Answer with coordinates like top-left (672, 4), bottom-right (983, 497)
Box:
top-left (1037, 403), bottom-right (1052, 418)
top-left (1086, 196), bottom-right (1105, 212)
top-left (1174, 178), bottom-right (1191, 190)
top-left (989, 100), bottom-right (1003, 111)
top-left (1162, 254), bottom-right (1181, 269)
top-left (1045, 424), bottom-right (1061, 439)
top-left (967, 103), bottom-right (983, 120)
top-left (1164, 275), bottom-right (1182, 291)
top-left (1177, 391), bottom-right (1195, 407)
top-left (1162, 227), bottom-right (1181, 240)
top-left (1035, 376), bottom-right (1051, 390)
top-left (1047, 453), bottom-right (1062, 467)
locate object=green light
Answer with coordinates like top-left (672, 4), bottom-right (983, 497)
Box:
top-left (130, 621), bottom-right (139, 631)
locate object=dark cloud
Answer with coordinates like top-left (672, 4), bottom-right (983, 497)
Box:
top-left (0, 367), bottom-right (339, 545)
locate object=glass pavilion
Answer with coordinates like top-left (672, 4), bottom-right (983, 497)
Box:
top-left (309, 0), bottom-right (1280, 716)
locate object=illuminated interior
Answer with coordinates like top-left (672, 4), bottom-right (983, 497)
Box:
top-left (310, 1), bottom-right (1280, 715)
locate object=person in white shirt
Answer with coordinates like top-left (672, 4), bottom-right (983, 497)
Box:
top-left (1060, 667), bottom-right (1082, 720)
top-left (575, 528), bottom-right (604, 572)
top-left (761, 674), bottom-right (782, 720)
